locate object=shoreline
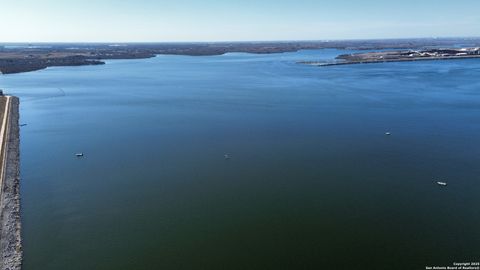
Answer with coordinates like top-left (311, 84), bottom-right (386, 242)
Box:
top-left (300, 48), bottom-right (480, 67)
top-left (0, 96), bottom-right (21, 270)
top-left (2, 38), bottom-right (480, 75)
top-left (300, 54), bottom-right (480, 67)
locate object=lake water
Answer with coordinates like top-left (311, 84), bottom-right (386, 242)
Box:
top-left (1, 49), bottom-right (479, 269)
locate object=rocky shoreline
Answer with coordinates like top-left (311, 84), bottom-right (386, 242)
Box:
top-left (0, 97), bottom-right (21, 270)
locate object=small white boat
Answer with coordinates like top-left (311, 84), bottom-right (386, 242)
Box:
top-left (385, 132), bottom-right (391, 136)
top-left (437, 181), bottom-right (447, 186)
top-left (224, 154), bottom-right (231, 160)
top-left (75, 153), bottom-right (84, 157)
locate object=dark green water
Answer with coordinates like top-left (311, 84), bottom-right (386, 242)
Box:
top-left (1, 49), bottom-right (479, 269)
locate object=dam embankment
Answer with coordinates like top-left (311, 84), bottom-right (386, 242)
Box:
top-left (0, 96), bottom-right (21, 270)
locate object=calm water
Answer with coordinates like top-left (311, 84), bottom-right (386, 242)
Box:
top-left (1, 49), bottom-right (479, 269)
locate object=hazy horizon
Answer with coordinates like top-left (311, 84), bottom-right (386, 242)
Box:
top-left (1, 0), bottom-right (479, 43)
top-left (1, 36), bottom-right (480, 45)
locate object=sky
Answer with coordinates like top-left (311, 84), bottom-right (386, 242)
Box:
top-left (0, 0), bottom-right (479, 42)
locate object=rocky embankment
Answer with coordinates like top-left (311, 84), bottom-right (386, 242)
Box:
top-left (0, 97), bottom-right (21, 270)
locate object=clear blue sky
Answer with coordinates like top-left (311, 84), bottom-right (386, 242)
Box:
top-left (1, 0), bottom-right (479, 42)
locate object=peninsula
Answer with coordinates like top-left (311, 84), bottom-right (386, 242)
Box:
top-left (300, 47), bottom-right (480, 67)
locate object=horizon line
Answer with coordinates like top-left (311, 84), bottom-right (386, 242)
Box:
top-left (1, 36), bottom-right (480, 45)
